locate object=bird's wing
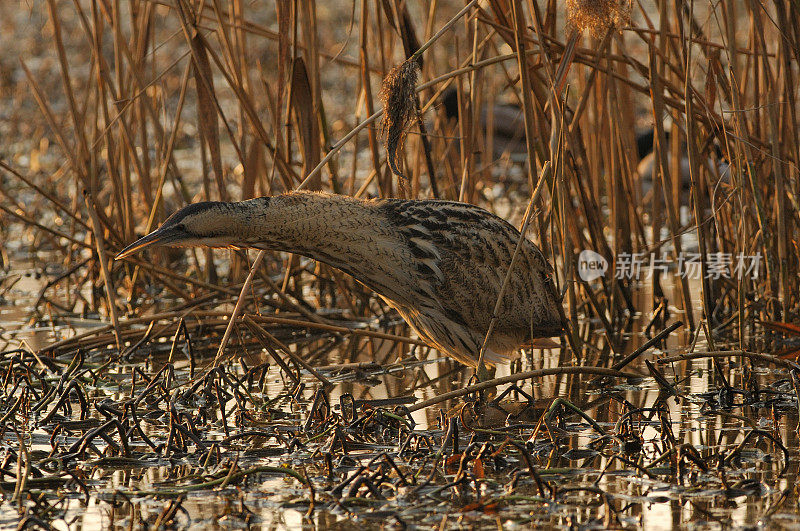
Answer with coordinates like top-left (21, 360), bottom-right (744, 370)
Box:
top-left (381, 199), bottom-right (560, 349)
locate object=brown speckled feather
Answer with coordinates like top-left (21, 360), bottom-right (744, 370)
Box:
top-left (374, 198), bottom-right (561, 366)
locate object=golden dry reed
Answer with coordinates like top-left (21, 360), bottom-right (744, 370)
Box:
top-left (0, 0), bottom-right (797, 369)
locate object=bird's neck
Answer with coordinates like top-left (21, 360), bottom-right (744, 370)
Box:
top-left (243, 192), bottom-right (372, 250)
top-left (234, 193), bottom-right (401, 293)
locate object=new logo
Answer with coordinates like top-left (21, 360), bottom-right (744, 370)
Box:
top-left (578, 250), bottom-right (608, 281)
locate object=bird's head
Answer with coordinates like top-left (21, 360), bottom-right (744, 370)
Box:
top-left (115, 201), bottom-right (249, 260)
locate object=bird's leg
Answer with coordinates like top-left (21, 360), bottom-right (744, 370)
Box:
top-left (476, 364), bottom-right (497, 403)
top-left (475, 363), bottom-right (494, 383)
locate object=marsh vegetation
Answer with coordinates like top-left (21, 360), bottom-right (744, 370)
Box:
top-left (0, 0), bottom-right (799, 528)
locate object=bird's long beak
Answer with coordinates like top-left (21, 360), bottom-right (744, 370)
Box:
top-left (115, 226), bottom-right (184, 260)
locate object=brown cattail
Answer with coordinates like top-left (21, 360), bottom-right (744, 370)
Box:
top-left (566, 0), bottom-right (631, 38)
top-left (379, 57), bottom-right (421, 180)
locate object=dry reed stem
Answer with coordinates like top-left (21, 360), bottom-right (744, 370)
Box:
top-left (84, 191), bottom-right (122, 352)
top-left (212, 250), bottom-right (266, 368)
top-left (407, 366), bottom-right (643, 413)
top-left (1, 1), bottom-right (797, 391)
top-left (476, 161), bottom-right (553, 376)
top-left (243, 315), bottom-right (333, 388)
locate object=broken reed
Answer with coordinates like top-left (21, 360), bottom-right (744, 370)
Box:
top-left (1, 0), bottom-right (798, 370)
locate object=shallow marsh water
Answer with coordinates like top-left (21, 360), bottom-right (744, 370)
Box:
top-left (0, 265), bottom-right (797, 530)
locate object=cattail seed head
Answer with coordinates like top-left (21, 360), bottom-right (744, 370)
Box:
top-left (566, 0), bottom-right (631, 38)
top-left (379, 57), bottom-right (421, 180)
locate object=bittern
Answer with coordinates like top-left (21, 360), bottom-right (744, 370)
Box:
top-left (116, 192), bottom-right (563, 368)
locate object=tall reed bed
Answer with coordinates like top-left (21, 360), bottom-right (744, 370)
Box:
top-left (1, 0), bottom-right (797, 368)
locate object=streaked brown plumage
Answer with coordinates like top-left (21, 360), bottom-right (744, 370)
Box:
top-left (116, 192), bottom-right (563, 367)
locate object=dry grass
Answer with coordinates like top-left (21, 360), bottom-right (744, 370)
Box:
top-left (1, 2), bottom-right (800, 527)
top-left (0, 0), bottom-right (798, 373)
